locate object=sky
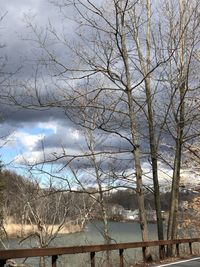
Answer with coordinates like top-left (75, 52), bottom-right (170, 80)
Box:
top-left (0, 0), bottom-right (199, 188)
top-left (0, 0), bottom-right (83, 181)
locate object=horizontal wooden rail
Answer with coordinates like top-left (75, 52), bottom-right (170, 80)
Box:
top-left (0, 238), bottom-right (200, 267)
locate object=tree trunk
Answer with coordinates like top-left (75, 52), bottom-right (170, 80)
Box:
top-left (167, 80), bottom-right (185, 242)
top-left (145, 78), bottom-right (165, 255)
top-left (132, 0), bottom-right (164, 247)
top-left (144, 0), bottom-right (164, 244)
top-left (39, 256), bottom-right (46, 267)
top-left (119, 3), bottom-right (152, 259)
top-left (127, 89), bottom-right (152, 262)
top-left (167, 0), bottom-right (186, 251)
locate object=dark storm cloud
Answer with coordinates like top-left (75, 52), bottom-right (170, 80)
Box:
top-left (0, 0), bottom-right (176, 182)
top-left (35, 127), bottom-right (86, 151)
top-left (0, 0), bottom-right (76, 80)
top-left (64, 153), bottom-right (133, 173)
top-left (0, 105), bottom-right (67, 125)
top-left (33, 126), bottom-right (133, 159)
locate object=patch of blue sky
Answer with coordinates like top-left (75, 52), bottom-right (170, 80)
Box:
top-left (21, 163), bottom-right (74, 189)
top-left (22, 125), bottom-right (55, 136)
top-left (0, 123), bottom-right (56, 173)
top-left (0, 146), bottom-right (19, 166)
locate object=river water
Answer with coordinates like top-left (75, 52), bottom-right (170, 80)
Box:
top-left (6, 221), bottom-right (158, 267)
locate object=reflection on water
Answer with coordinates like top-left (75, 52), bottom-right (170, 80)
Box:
top-left (5, 221), bottom-right (158, 267)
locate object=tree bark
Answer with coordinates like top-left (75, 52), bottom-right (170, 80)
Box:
top-left (167, 0), bottom-right (186, 255)
top-left (132, 0), bottom-right (164, 245)
top-left (118, 2), bottom-right (151, 259)
top-left (144, 0), bottom-right (164, 244)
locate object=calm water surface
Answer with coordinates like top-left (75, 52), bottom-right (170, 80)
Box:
top-left (7, 221), bottom-right (158, 267)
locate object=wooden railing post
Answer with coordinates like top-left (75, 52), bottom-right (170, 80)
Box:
top-left (90, 251), bottom-right (95, 267)
top-left (52, 255), bottom-right (58, 267)
top-left (189, 242), bottom-right (192, 255)
top-left (142, 246), bottom-right (146, 263)
top-left (119, 249), bottom-right (124, 267)
top-left (159, 245), bottom-right (165, 260)
top-left (176, 243), bottom-right (180, 257)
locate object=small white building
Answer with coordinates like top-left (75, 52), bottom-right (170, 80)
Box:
top-left (123, 209), bottom-right (139, 220)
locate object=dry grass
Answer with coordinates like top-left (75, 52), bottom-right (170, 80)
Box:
top-left (3, 217), bottom-right (82, 238)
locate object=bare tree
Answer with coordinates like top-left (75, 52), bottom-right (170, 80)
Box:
top-left (158, 0), bottom-right (200, 245)
top-left (5, 2), bottom-right (200, 263)
top-left (17, 183), bottom-right (84, 267)
top-left (128, 0), bottom-right (166, 247)
top-left (0, 10), bottom-right (23, 247)
top-left (0, 170), bottom-right (95, 267)
top-left (8, 1), bottom-right (154, 260)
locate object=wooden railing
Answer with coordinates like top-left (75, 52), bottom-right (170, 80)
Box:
top-left (0, 238), bottom-right (200, 267)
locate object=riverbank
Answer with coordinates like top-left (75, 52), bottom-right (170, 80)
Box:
top-left (1, 221), bottom-right (158, 266)
top-left (3, 219), bottom-right (83, 238)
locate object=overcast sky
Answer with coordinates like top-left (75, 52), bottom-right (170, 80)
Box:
top-left (0, 0), bottom-right (197, 188)
top-left (0, 0), bottom-right (82, 180)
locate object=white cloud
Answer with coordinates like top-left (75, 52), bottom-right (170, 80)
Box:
top-left (69, 128), bottom-right (80, 141)
top-left (14, 131), bottom-right (44, 151)
top-left (38, 121), bottom-right (58, 134)
top-left (14, 146), bottom-right (80, 165)
top-left (14, 151), bottom-right (42, 165)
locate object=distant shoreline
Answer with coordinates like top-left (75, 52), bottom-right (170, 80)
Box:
top-left (3, 218), bottom-right (160, 239)
top-left (3, 222), bottom-right (83, 239)
top-left (86, 218), bottom-right (161, 227)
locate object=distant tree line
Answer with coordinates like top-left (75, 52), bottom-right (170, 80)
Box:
top-left (0, 170), bottom-right (93, 226)
top-left (105, 189), bottom-right (197, 211)
top-left (2, 0), bottom-right (200, 261)
top-left (1, 169), bottom-right (198, 227)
